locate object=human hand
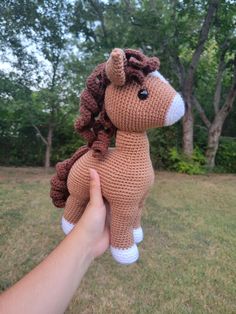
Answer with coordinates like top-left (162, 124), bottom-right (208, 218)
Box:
top-left (75, 169), bottom-right (110, 259)
top-left (0, 169), bottom-right (110, 314)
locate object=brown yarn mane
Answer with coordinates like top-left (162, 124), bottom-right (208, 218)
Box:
top-left (74, 49), bottom-right (160, 157)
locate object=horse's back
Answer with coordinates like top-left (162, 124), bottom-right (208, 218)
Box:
top-left (67, 148), bottom-right (116, 197)
top-left (67, 150), bottom-right (96, 198)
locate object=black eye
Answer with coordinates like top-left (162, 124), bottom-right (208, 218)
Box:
top-left (138, 88), bottom-right (149, 100)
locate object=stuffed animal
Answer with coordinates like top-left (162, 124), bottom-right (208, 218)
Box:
top-left (50, 48), bottom-right (185, 265)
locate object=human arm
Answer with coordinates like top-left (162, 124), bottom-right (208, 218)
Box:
top-left (0, 169), bottom-right (109, 314)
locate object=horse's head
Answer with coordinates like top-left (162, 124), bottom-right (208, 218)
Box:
top-left (75, 48), bottom-right (185, 156)
top-left (105, 48), bottom-right (185, 132)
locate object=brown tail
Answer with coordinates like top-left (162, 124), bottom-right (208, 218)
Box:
top-left (50, 145), bottom-right (90, 208)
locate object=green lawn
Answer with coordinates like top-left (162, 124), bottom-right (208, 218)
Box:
top-left (0, 167), bottom-right (236, 314)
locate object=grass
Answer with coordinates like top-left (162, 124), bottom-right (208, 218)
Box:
top-left (0, 167), bottom-right (236, 313)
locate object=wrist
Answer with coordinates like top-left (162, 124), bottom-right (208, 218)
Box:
top-left (73, 222), bottom-right (95, 263)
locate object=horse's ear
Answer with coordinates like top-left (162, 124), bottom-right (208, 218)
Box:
top-left (105, 48), bottom-right (126, 86)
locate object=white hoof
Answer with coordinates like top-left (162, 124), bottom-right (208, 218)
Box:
top-left (110, 244), bottom-right (139, 265)
top-left (61, 217), bottom-right (75, 235)
top-left (133, 227), bottom-right (144, 244)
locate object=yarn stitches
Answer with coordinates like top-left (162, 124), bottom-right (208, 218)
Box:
top-left (50, 48), bottom-right (185, 264)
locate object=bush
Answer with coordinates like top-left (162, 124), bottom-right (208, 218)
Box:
top-left (148, 125), bottom-right (181, 169)
top-left (215, 138), bottom-right (236, 173)
top-left (169, 147), bottom-right (206, 175)
top-left (51, 127), bottom-right (85, 165)
top-left (0, 126), bottom-right (45, 166)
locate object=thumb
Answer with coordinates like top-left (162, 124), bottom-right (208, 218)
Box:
top-left (89, 168), bottom-right (103, 206)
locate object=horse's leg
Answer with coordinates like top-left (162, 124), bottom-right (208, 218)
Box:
top-left (132, 192), bottom-right (148, 244)
top-left (110, 201), bottom-right (139, 264)
top-left (61, 195), bottom-right (88, 235)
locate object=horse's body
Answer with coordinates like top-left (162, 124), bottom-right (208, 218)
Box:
top-left (65, 131), bottom-right (155, 248)
top-left (51, 48), bottom-right (185, 264)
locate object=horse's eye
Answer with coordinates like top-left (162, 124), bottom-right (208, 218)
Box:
top-left (138, 88), bottom-right (149, 100)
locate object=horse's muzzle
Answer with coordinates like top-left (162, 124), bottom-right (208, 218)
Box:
top-left (164, 93), bottom-right (185, 126)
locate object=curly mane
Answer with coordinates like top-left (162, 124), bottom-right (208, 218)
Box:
top-left (74, 49), bottom-right (160, 157)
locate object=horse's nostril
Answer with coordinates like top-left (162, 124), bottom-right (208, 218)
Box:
top-left (164, 93), bottom-right (185, 126)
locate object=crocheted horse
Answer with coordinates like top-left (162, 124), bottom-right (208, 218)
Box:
top-left (50, 48), bottom-right (185, 264)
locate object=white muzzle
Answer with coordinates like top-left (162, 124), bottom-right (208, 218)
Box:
top-left (164, 93), bottom-right (185, 126)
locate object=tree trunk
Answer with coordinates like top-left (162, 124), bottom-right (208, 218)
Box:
top-left (206, 82), bottom-right (236, 168)
top-left (182, 104), bottom-right (194, 155)
top-left (206, 120), bottom-right (222, 169)
top-left (45, 125), bottom-right (53, 169)
top-left (181, 0), bottom-right (219, 156)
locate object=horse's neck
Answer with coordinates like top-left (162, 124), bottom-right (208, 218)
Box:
top-left (115, 130), bottom-right (149, 155)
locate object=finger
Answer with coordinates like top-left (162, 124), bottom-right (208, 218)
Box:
top-left (89, 168), bottom-right (103, 206)
top-left (104, 198), bottom-right (111, 211)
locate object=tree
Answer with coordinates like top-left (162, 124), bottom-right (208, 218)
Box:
top-left (181, 0), bottom-right (220, 155)
top-left (205, 55), bottom-right (236, 168)
top-left (193, 0), bottom-right (236, 168)
top-left (1, 0), bottom-right (235, 171)
top-left (105, 0), bottom-right (220, 156)
top-left (0, 0), bottom-right (75, 168)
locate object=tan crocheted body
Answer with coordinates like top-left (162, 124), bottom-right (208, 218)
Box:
top-left (64, 131), bottom-right (154, 248)
top-left (51, 48), bottom-right (185, 260)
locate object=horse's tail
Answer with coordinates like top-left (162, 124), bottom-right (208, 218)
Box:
top-left (50, 145), bottom-right (90, 208)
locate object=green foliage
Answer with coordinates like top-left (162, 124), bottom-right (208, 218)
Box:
top-left (215, 138), bottom-right (236, 173)
top-left (0, 0), bottom-right (235, 171)
top-left (0, 125), bottom-right (44, 166)
top-left (148, 125), bottom-right (181, 169)
top-left (169, 147), bottom-right (206, 175)
top-left (51, 119), bottom-right (85, 165)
